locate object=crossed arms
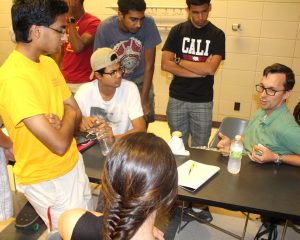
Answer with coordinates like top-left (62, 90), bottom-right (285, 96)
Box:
top-left (161, 50), bottom-right (222, 77)
top-left (23, 96), bottom-right (81, 155)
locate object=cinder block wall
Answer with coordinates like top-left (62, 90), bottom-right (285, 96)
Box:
top-left (1, 0), bottom-right (299, 121)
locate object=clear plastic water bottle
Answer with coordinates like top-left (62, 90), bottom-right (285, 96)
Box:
top-left (169, 131), bottom-right (186, 154)
top-left (227, 135), bottom-right (243, 174)
top-left (98, 137), bottom-right (111, 156)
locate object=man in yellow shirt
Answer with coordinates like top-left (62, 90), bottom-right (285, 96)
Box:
top-left (0, 0), bottom-right (92, 229)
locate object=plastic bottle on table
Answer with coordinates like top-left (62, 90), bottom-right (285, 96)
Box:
top-left (92, 118), bottom-right (111, 157)
top-left (227, 135), bottom-right (243, 174)
top-left (169, 131), bottom-right (185, 154)
top-left (98, 137), bottom-right (111, 156)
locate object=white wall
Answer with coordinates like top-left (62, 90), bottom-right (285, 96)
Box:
top-left (1, 0), bottom-right (300, 121)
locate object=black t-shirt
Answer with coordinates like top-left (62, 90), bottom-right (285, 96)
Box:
top-left (162, 20), bottom-right (225, 102)
top-left (71, 212), bottom-right (103, 240)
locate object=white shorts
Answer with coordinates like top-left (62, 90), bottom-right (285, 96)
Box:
top-left (17, 153), bottom-right (93, 230)
top-left (0, 148), bottom-right (13, 221)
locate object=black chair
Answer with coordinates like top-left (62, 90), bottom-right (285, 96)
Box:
top-left (209, 117), bottom-right (249, 148)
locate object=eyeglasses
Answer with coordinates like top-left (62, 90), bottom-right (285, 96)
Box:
top-left (255, 84), bottom-right (286, 96)
top-left (103, 67), bottom-right (125, 77)
top-left (45, 26), bottom-right (66, 36)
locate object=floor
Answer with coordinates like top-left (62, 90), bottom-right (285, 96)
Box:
top-left (1, 121), bottom-right (300, 239)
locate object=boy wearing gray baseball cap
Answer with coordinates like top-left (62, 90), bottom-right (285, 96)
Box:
top-left (75, 48), bottom-right (146, 140)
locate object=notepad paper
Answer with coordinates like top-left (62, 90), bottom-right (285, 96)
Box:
top-left (178, 160), bottom-right (220, 192)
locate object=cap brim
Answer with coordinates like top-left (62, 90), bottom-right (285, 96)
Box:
top-left (89, 71), bottom-right (95, 80)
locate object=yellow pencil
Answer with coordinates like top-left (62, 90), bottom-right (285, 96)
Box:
top-left (188, 162), bottom-right (196, 174)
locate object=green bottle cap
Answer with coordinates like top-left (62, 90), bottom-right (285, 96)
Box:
top-left (172, 131), bottom-right (182, 137)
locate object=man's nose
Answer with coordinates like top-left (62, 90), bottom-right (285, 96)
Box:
top-left (261, 89), bottom-right (268, 97)
top-left (61, 33), bottom-right (68, 42)
top-left (136, 20), bottom-right (142, 28)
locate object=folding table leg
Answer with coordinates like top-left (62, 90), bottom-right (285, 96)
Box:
top-left (241, 212), bottom-right (249, 240)
top-left (280, 219), bottom-right (288, 240)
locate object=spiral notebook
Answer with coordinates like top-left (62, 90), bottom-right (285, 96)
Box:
top-left (178, 160), bottom-right (220, 192)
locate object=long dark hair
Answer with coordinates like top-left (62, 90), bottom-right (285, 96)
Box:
top-left (101, 132), bottom-right (178, 240)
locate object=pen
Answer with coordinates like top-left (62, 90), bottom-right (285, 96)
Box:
top-left (188, 162), bottom-right (196, 174)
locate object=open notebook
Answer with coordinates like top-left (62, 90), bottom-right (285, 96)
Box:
top-left (178, 160), bottom-right (220, 192)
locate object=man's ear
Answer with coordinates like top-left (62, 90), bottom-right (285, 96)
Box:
top-left (29, 24), bottom-right (41, 41)
top-left (94, 72), bottom-right (102, 80)
top-left (283, 90), bottom-right (291, 100)
top-left (117, 11), bottom-right (124, 21)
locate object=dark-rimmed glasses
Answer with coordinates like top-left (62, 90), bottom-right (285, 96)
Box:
top-left (45, 26), bottom-right (66, 36)
top-left (255, 84), bottom-right (286, 96)
top-left (103, 67), bottom-right (125, 77)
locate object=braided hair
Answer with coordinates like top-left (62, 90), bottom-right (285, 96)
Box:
top-left (101, 132), bottom-right (178, 240)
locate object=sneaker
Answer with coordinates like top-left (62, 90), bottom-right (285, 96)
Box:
top-left (183, 206), bottom-right (213, 223)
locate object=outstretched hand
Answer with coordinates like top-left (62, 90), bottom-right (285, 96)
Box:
top-left (217, 131), bottom-right (231, 156)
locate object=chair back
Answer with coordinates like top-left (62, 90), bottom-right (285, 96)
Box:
top-left (209, 117), bottom-right (249, 148)
top-left (46, 230), bottom-right (61, 240)
top-left (293, 102), bottom-right (300, 126)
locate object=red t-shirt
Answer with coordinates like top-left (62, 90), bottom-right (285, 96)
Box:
top-left (61, 13), bottom-right (100, 84)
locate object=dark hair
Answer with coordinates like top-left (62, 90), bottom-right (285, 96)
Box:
top-left (96, 68), bottom-right (105, 75)
top-left (101, 132), bottom-right (178, 240)
top-left (186, 0), bottom-right (211, 8)
top-left (263, 63), bottom-right (295, 91)
top-left (11, 0), bottom-right (68, 43)
top-left (294, 102), bottom-right (300, 126)
top-left (118, 0), bottom-right (146, 15)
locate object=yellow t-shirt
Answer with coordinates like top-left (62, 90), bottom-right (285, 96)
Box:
top-left (0, 50), bottom-right (78, 184)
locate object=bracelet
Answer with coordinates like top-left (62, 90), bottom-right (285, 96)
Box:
top-left (274, 153), bottom-right (283, 164)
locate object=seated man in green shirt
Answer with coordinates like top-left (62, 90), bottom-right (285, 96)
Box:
top-left (218, 63), bottom-right (300, 166)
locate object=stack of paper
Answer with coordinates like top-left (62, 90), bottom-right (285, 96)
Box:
top-left (178, 160), bottom-right (220, 192)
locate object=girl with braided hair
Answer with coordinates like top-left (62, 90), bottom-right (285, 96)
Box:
top-left (58, 132), bottom-right (178, 240)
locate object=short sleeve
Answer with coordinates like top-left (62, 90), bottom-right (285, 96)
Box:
top-left (162, 26), bottom-right (178, 54)
top-left (127, 83), bottom-right (143, 120)
top-left (143, 17), bottom-right (161, 50)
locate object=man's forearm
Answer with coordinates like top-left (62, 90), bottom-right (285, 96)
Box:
top-left (68, 25), bottom-right (86, 53)
top-left (277, 154), bottom-right (300, 167)
top-left (162, 59), bottom-right (203, 78)
top-left (0, 131), bottom-right (12, 149)
top-left (179, 55), bottom-right (222, 75)
top-left (141, 66), bottom-right (153, 102)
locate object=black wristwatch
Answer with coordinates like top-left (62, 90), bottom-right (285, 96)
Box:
top-left (67, 17), bottom-right (76, 24)
top-left (175, 57), bottom-right (181, 65)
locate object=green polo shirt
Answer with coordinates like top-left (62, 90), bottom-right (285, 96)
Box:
top-left (244, 104), bottom-right (300, 155)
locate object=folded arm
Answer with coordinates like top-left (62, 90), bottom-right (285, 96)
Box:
top-left (23, 96), bottom-right (81, 155)
top-left (0, 130), bottom-right (14, 161)
top-left (179, 54), bottom-right (222, 76)
top-left (161, 51), bottom-right (204, 78)
top-left (114, 117), bottom-right (146, 140)
top-left (68, 28), bottom-right (95, 54)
